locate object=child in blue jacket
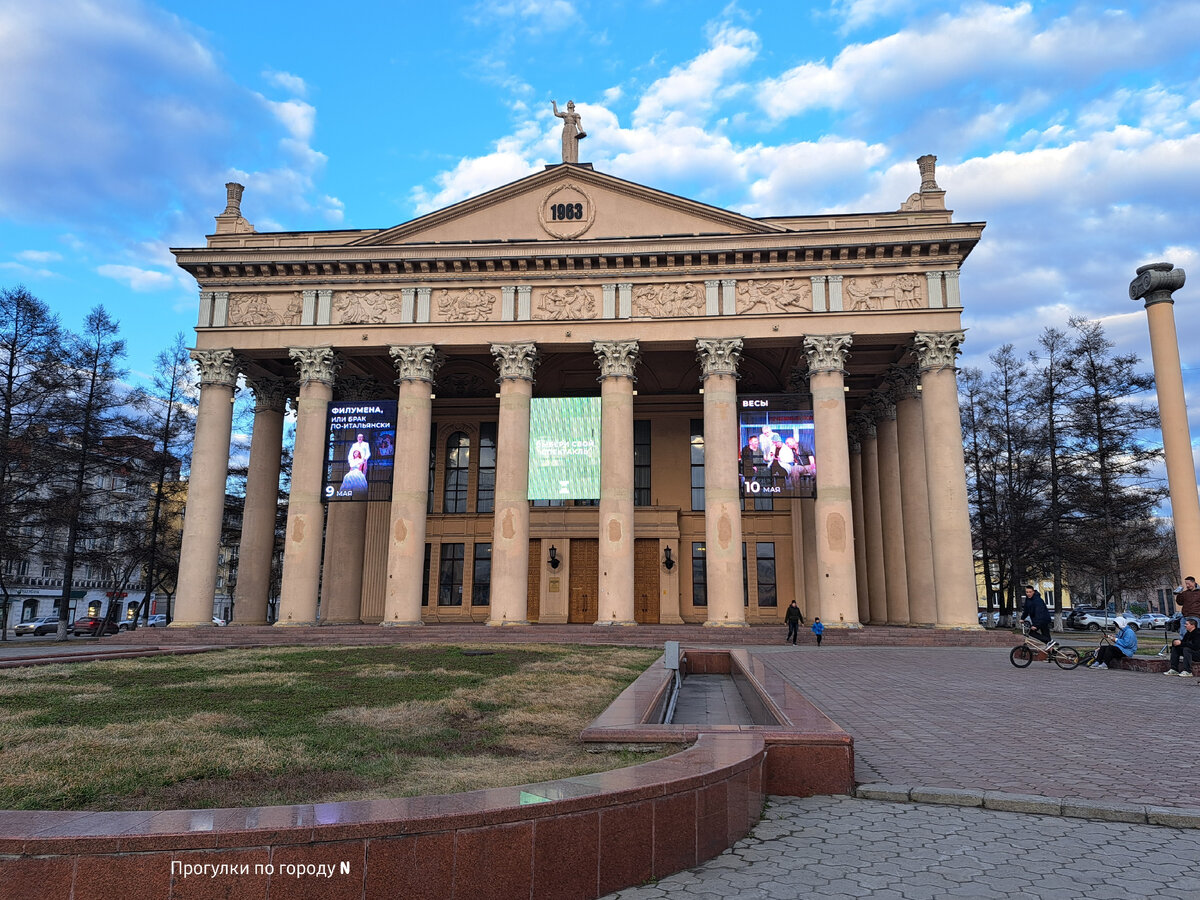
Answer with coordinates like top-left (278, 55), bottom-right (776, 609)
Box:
top-left (812, 617), bottom-right (824, 647)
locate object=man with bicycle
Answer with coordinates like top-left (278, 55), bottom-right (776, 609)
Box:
top-left (1165, 616), bottom-right (1200, 677)
top-left (1020, 586), bottom-right (1052, 644)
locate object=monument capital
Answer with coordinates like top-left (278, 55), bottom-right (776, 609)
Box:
top-left (1130, 262), bottom-right (1186, 307)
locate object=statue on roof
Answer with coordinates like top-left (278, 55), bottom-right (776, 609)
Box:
top-left (552, 100), bottom-right (587, 164)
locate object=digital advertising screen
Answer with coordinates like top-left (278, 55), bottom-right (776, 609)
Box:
top-left (323, 401), bottom-right (398, 502)
top-left (738, 395), bottom-right (816, 499)
top-left (527, 397), bottom-right (602, 500)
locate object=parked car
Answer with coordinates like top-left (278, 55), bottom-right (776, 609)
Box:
top-left (1065, 608), bottom-right (1103, 630)
top-left (212, 616), bottom-right (226, 626)
top-left (1069, 610), bottom-right (1127, 631)
top-left (1136, 613), bottom-right (1168, 630)
top-left (13, 616), bottom-right (61, 636)
top-left (71, 616), bottom-right (120, 636)
top-left (146, 614), bottom-right (168, 627)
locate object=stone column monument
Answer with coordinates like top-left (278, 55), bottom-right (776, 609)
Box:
top-left (1130, 262), bottom-right (1199, 579)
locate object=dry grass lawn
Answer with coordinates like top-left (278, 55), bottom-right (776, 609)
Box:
top-left (0, 644), bottom-right (668, 811)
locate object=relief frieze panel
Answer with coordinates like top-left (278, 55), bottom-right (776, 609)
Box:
top-left (737, 278), bottom-right (811, 314)
top-left (227, 292), bottom-right (288, 326)
top-left (335, 290), bottom-right (394, 324)
top-left (437, 287), bottom-right (496, 322)
top-left (844, 274), bottom-right (923, 310)
top-left (535, 285), bottom-right (595, 320)
top-left (633, 282), bottom-right (702, 317)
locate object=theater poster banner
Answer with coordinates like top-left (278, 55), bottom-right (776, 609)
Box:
top-left (527, 397), bottom-right (602, 500)
top-left (737, 395), bottom-right (816, 499)
top-left (323, 401), bottom-right (398, 502)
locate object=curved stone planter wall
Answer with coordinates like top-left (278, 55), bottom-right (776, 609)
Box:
top-left (0, 733), bottom-right (763, 900)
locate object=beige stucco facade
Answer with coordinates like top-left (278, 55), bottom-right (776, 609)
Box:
top-left (170, 158), bottom-right (985, 630)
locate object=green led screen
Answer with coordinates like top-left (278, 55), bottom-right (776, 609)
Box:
top-left (527, 397), bottom-right (602, 500)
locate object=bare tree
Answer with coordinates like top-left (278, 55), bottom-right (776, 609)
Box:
top-left (0, 286), bottom-right (64, 639)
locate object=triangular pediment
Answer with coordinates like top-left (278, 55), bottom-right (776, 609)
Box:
top-left (352, 165), bottom-right (783, 246)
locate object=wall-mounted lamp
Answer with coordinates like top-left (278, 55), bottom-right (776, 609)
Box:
top-left (548, 545), bottom-right (560, 570)
top-left (663, 547), bottom-right (675, 572)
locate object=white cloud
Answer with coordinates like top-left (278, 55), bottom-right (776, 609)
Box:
top-left (264, 69), bottom-right (308, 97)
top-left (17, 250), bottom-right (62, 263)
top-left (472, 0), bottom-right (580, 31)
top-left (831, 0), bottom-right (910, 32)
top-left (96, 264), bottom-right (177, 292)
top-left (633, 22), bottom-right (758, 128)
top-left (263, 97), bottom-right (317, 143)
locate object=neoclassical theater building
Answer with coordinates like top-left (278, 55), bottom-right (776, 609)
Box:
top-left (170, 149), bottom-right (984, 631)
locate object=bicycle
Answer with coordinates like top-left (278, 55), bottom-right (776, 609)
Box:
top-left (1010, 622), bottom-right (1081, 670)
top-left (1077, 630), bottom-right (1114, 668)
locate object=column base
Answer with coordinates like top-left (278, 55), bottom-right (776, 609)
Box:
top-left (486, 619), bottom-right (530, 627)
top-left (593, 620), bottom-right (637, 627)
top-left (274, 620), bottom-right (317, 627)
top-left (934, 623), bottom-right (984, 631)
top-left (825, 622), bottom-right (864, 629)
top-left (379, 620), bottom-right (424, 627)
top-left (702, 620), bottom-right (750, 628)
top-left (167, 621), bottom-right (215, 628)
top-left (886, 620), bottom-right (912, 626)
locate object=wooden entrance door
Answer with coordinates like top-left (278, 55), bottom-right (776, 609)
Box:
top-left (527, 541), bottom-right (541, 623)
top-left (634, 539), bottom-right (661, 624)
top-left (568, 539), bottom-right (598, 623)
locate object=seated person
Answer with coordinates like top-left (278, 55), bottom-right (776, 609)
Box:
top-left (1166, 616), bottom-right (1200, 676)
top-left (339, 449), bottom-right (368, 497)
top-left (1089, 615), bottom-right (1137, 669)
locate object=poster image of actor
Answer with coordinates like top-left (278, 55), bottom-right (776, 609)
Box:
top-left (349, 433), bottom-right (371, 475)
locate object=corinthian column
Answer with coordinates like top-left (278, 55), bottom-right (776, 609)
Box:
top-left (1130, 263), bottom-right (1200, 580)
top-left (174, 349), bottom-right (239, 626)
top-left (233, 376), bottom-right (290, 625)
top-left (488, 342), bottom-right (538, 626)
top-left (277, 347), bottom-right (341, 625)
top-left (857, 415), bottom-right (886, 625)
top-left (594, 340), bottom-right (639, 625)
top-left (697, 338), bottom-right (746, 627)
top-left (891, 365), bottom-right (936, 625)
top-left (913, 331), bottom-right (979, 628)
top-left (873, 396), bottom-right (909, 625)
top-left (848, 427), bottom-right (870, 625)
top-left (803, 335), bottom-right (860, 628)
top-left (382, 345), bottom-right (442, 625)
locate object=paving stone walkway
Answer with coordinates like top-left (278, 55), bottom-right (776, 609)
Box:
top-left (609, 645), bottom-right (1196, 898)
top-left (605, 795), bottom-right (1198, 899)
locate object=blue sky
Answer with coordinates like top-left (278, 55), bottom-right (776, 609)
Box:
top-left (2, 0), bottom-right (1199, 433)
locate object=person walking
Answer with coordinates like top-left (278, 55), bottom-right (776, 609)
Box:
top-left (1089, 616), bottom-right (1137, 669)
top-left (785, 600), bottom-right (803, 645)
top-left (812, 617), bottom-right (824, 647)
top-left (1165, 616), bottom-right (1200, 676)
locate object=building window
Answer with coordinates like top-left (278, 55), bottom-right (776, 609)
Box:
top-left (477, 422), bottom-right (496, 513)
top-left (472, 543), bottom-right (491, 606)
top-left (756, 542), bottom-right (777, 607)
top-left (532, 498), bottom-right (567, 507)
top-left (427, 424), bottom-right (436, 514)
top-left (438, 543), bottom-right (465, 606)
top-left (743, 543), bottom-right (749, 607)
top-left (422, 543), bottom-right (431, 607)
top-left (41, 563), bottom-right (51, 578)
top-left (691, 542), bottom-right (707, 607)
top-left (443, 431), bottom-right (470, 513)
top-left (634, 419), bottom-right (651, 506)
top-left (690, 419), bottom-right (705, 511)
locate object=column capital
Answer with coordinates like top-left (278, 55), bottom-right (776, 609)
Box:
top-left (696, 337), bottom-right (743, 378)
top-left (1130, 262), bottom-right (1186, 308)
top-left (872, 396), bottom-right (897, 421)
top-left (336, 376), bottom-right (390, 401)
top-left (593, 339), bottom-right (640, 379)
top-left (389, 344), bottom-right (443, 383)
top-left (246, 375), bottom-right (291, 414)
top-left (827, 274), bottom-right (844, 284)
top-left (912, 330), bottom-right (965, 373)
top-left (190, 348), bottom-right (239, 387)
top-left (491, 341), bottom-right (539, 381)
top-left (853, 412), bottom-right (877, 439)
top-left (288, 346), bottom-right (342, 386)
top-left (803, 334), bottom-right (853, 375)
top-left (886, 364), bottom-right (921, 401)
